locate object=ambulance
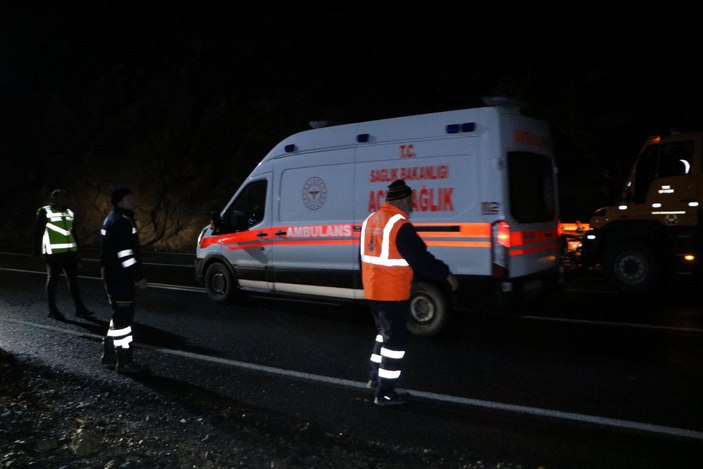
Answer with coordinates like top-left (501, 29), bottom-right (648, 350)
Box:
top-left (195, 99), bottom-right (561, 336)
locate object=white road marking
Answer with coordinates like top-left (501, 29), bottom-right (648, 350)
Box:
top-left (2, 316), bottom-right (703, 442)
top-left (519, 315), bottom-right (703, 334)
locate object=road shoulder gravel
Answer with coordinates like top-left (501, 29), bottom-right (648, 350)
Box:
top-left (1, 347), bottom-right (519, 468)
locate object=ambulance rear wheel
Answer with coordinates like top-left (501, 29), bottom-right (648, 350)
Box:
top-left (204, 262), bottom-right (237, 304)
top-left (407, 280), bottom-right (449, 337)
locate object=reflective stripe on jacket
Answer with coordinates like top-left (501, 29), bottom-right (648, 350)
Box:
top-left (100, 208), bottom-right (143, 281)
top-left (360, 202), bottom-right (413, 301)
top-left (39, 205), bottom-right (77, 255)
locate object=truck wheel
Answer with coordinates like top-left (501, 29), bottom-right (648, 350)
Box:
top-left (605, 242), bottom-right (659, 292)
top-left (204, 262), bottom-right (237, 304)
top-left (407, 280), bottom-right (450, 337)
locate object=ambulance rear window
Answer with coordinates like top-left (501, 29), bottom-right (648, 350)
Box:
top-left (507, 152), bottom-right (556, 223)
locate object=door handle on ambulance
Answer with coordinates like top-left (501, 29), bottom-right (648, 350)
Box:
top-left (256, 231), bottom-right (268, 238)
top-left (274, 231), bottom-right (287, 236)
top-left (353, 226), bottom-right (362, 232)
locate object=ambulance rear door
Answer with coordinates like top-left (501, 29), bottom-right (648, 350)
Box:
top-left (500, 120), bottom-right (560, 281)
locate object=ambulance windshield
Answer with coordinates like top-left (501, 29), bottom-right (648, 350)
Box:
top-left (507, 152), bottom-right (556, 223)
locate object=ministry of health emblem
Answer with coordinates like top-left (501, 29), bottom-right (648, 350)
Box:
top-left (302, 177), bottom-right (327, 210)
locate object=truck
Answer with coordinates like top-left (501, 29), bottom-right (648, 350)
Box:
top-left (195, 100), bottom-right (562, 336)
top-left (580, 131), bottom-right (703, 292)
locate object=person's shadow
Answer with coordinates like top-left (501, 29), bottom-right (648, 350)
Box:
top-left (58, 316), bottom-right (222, 357)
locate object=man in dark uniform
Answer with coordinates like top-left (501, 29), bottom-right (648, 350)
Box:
top-left (33, 189), bottom-right (94, 320)
top-left (100, 187), bottom-right (149, 374)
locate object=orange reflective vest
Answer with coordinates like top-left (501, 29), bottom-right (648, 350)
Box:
top-left (360, 203), bottom-right (414, 301)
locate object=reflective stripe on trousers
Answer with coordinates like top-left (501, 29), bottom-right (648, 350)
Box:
top-left (103, 272), bottom-right (136, 350)
top-left (367, 300), bottom-right (409, 395)
top-left (107, 319), bottom-right (133, 349)
top-left (370, 333), bottom-right (406, 380)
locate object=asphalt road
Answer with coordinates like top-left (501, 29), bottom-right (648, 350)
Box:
top-left (1, 247), bottom-right (702, 468)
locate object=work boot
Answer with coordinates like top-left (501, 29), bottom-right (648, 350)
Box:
top-left (101, 337), bottom-right (116, 369)
top-left (48, 309), bottom-right (65, 320)
top-left (76, 304), bottom-right (95, 318)
top-left (115, 348), bottom-right (149, 375)
top-left (374, 390), bottom-right (410, 407)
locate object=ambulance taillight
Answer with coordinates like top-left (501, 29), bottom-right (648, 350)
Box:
top-left (492, 220), bottom-right (510, 279)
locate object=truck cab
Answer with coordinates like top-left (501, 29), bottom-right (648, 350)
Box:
top-left (581, 131), bottom-right (703, 291)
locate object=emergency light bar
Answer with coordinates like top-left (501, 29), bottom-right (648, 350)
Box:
top-left (445, 122), bottom-right (476, 134)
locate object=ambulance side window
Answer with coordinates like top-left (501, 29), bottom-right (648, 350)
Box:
top-left (223, 181), bottom-right (267, 232)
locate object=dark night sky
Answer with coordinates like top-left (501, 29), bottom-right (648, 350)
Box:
top-left (1, 3), bottom-right (702, 246)
top-left (4, 3), bottom-right (700, 125)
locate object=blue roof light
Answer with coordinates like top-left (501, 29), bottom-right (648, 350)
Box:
top-left (285, 144), bottom-right (297, 152)
top-left (357, 133), bottom-right (369, 143)
top-left (446, 122), bottom-right (476, 134)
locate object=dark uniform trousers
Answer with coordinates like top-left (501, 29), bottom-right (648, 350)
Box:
top-left (101, 268), bottom-right (136, 363)
top-left (45, 252), bottom-right (83, 312)
top-left (368, 300), bottom-right (409, 396)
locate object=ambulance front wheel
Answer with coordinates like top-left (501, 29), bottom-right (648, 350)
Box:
top-left (407, 280), bottom-right (449, 337)
top-left (204, 262), bottom-right (238, 304)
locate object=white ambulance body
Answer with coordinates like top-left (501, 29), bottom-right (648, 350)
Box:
top-left (195, 104), bottom-right (561, 336)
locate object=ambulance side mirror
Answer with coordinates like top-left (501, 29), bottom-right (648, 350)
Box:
top-left (210, 210), bottom-right (224, 234)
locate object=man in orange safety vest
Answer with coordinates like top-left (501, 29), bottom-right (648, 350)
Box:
top-left (360, 179), bottom-right (458, 406)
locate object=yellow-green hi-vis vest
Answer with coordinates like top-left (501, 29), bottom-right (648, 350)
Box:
top-left (39, 205), bottom-right (78, 255)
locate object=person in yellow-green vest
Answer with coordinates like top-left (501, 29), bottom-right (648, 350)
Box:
top-left (33, 189), bottom-right (94, 320)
